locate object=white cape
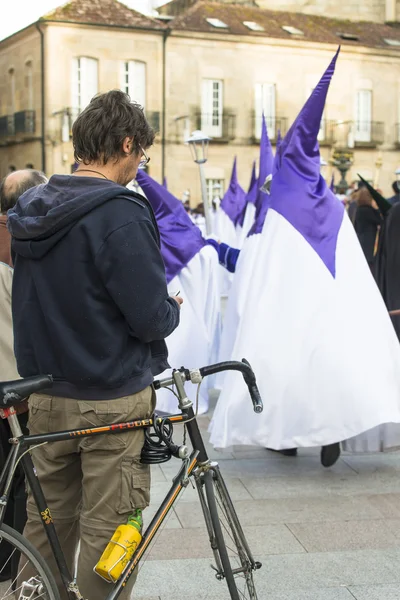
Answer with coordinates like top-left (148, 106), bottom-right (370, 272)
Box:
top-left (216, 233), bottom-right (262, 389)
top-left (212, 209), bottom-right (239, 296)
top-left (209, 209), bottom-right (400, 449)
top-left (156, 245), bottom-right (221, 415)
top-left (237, 203), bottom-right (256, 246)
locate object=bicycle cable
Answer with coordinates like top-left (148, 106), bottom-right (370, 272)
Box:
top-left (141, 377), bottom-right (203, 463)
top-left (140, 416), bottom-right (178, 464)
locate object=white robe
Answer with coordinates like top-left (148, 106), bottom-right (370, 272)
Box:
top-left (216, 232), bottom-right (262, 389)
top-left (237, 203), bottom-right (256, 246)
top-left (155, 245), bottom-right (221, 415)
top-left (209, 209), bottom-right (400, 450)
top-left (212, 209), bottom-right (238, 296)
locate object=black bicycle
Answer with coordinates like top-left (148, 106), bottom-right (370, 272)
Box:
top-left (0, 359), bottom-right (263, 600)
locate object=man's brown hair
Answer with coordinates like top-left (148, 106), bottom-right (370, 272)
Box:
top-left (72, 90), bottom-right (155, 165)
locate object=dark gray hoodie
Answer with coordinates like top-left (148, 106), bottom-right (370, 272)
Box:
top-left (8, 175), bottom-right (180, 400)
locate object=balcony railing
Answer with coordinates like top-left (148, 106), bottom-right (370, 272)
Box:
top-left (250, 115), bottom-right (288, 143)
top-left (14, 110), bottom-right (35, 135)
top-left (318, 119), bottom-right (336, 145)
top-left (146, 111), bottom-right (160, 133)
top-left (334, 120), bottom-right (384, 149)
top-left (0, 115), bottom-right (15, 138)
top-left (195, 111), bottom-right (236, 142)
top-left (395, 123), bottom-right (400, 148)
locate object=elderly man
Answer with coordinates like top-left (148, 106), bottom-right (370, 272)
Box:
top-left (0, 169), bottom-right (47, 266)
top-left (0, 168), bottom-right (47, 581)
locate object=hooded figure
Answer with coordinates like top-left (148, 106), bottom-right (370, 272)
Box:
top-left (237, 160), bottom-right (257, 245)
top-left (216, 117), bottom-right (275, 379)
top-left (210, 48), bottom-right (400, 459)
top-left (136, 170), bottom-right (221, 414)
top-left (212, 158), bottom-right (246, 296)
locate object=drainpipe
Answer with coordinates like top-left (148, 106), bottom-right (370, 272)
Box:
top-left (35, 21), bottom-right (46, 174)
top-left (161, 29), bottom-right (170, 181)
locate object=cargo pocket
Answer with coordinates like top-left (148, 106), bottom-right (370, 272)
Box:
top-left (117, 457), bottom-right (150, 514)
top-left (28, 395), bottom-right (52, 435)
top-left (77, 400), bottom-right (129, 450)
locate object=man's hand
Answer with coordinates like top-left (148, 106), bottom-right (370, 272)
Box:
top-left (172, 295), bottom-right (183, 307)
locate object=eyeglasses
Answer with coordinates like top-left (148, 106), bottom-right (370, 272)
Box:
top-left (138, 146), bottom-right (150, 169)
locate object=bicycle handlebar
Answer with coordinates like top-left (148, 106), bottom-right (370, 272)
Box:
top-left (154, 358), bottom-right (263, 414)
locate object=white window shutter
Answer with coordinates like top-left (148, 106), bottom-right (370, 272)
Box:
top-left (254, 83), bottom-right (276, 139)
top-left (80, 57), bottom-right (98, 110)
top-left (263, 83), bottom-right (276, 139)
top-left (71, 58), bottom-right (79, 111)
top-left (254, 83), bottom-right (263, 139)
top-left (202, 79), bottom-right (222, 137)
top-left (202, 79), bottom-right (213, 134)
top-left (133, 61), bottom-right (146, 108)
top-left (355, 90), bottom-right (372, 142)
top-left (120, 61), bottom-right (128, 94)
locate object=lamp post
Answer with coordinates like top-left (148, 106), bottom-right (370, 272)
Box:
top-left (185, 130), bottom-right (212, 235)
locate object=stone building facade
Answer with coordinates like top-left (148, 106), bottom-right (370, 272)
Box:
top-left (1, 0), bottom-right (400, 201)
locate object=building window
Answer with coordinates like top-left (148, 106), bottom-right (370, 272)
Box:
top-left (201, 79), bottom-right (223, 138)
top-left (255, 83), bottom-right (276, 139)
top-left (355, 90), bottom-right (372, 142)
top-left (26, 61), bottom-right (33, 110)
top-left (8, 68), bottom-right (15, 135)
top-left (71, 57), bottom-right (99, 114)
top-left (9, 68), bottom-right (15, 114)
top-left (120, 60), bottom-right (146, 108)
top-left (206, 178), bottom-right (224, 205)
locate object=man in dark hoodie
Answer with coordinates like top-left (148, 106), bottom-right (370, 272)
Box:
top-left (8, 90), bottom-right (182, 600)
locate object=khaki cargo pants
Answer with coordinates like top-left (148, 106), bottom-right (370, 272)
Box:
top-left (21, 386), bottom-right (155, 600)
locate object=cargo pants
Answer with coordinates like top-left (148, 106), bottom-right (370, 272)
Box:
top-left (21, 386), bottom-right (155, 600)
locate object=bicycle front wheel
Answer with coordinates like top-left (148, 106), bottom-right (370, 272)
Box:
top-left (0, 524), bottom-right (60, 599)
top-left (203, 467), bottom-right (260, 600)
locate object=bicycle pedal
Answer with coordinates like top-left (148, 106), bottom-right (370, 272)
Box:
top-left (254, 561), bottom-right (262, 570)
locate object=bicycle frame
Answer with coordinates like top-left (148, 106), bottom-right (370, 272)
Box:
top-left (0, 402), bottom-right (210, 600)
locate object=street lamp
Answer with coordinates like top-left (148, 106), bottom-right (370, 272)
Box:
top-left (331, 149), bottom-right (354, 194)
top-left (185, 130), bottom-right (212, 235)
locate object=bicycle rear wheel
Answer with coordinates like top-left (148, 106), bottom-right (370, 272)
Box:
top-left (0, 524), bottom-right (60, 599)
top-left (202, 467), bottom-right (261, 600)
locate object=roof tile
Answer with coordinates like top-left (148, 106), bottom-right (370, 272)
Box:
top-left (42, 0), bottom-right (165, 30)
top-left (165, 0), bottom-right (400, 49)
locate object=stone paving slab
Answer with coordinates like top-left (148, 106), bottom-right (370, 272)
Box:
top-left (173, 494), bottom-right (383, 529)
top-left (365, 493), bottom-right (400, 518)
top-left (287, 519), bottom-right (400, 553)
top-left (350, 583), bottom-right (400, 599)
top-left (160, 456), bottom-right (356, 479)
top-left (149, 475), bottom-right (252, 505)
top-left (149, 588), bottom-right (354, 600)
top-left (239, 470), bottom-right (400, 499)
top-left (135, 549), bottom-right (400, 597)
top-left (144, 523), bottom-right (305, 561)
top-left (342, 453), bottom-right (400, 474)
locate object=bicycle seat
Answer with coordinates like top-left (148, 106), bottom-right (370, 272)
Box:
top-left (0, 375), bottom-right (53, 407)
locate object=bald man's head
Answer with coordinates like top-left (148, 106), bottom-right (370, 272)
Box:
top-left (0, 169), bottom-right (48, 214)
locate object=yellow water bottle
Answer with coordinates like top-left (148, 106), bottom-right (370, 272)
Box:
top-left (94, 509), bottom-right (142, 583)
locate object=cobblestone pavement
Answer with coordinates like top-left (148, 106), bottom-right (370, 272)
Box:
top-left (134, 410), bottom-right (400, 600)
top-left (3, 406), bottom-right (400, 599)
